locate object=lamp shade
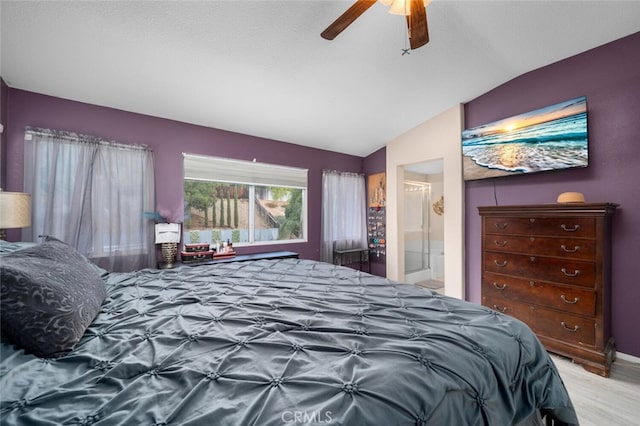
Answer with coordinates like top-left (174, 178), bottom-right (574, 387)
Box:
top-left (155, 223), bottom-right (181, 244)
top-left (0, 192), bottom-right (32, 229)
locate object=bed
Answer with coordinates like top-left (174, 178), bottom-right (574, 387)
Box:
top-left (0, 239), bottom-right (578, 425)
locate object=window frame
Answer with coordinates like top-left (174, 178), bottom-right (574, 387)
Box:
top-left (183, 154), bottom-right (308, 247)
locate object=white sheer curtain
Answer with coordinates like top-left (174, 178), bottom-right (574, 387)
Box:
top-left (23, 127), bottom-right (156, 272)
top-left (321, 170), bottom-right (367, 263)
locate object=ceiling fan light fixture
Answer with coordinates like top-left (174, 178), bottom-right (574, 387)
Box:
top-left (381, 0), bottom-right (431, 16)
top-left (321, 0), bottom-right (430, 49)
top-left (388, 0), bottom-right (410, 15)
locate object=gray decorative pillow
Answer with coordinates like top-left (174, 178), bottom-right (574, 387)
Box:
top-left (0, 237), bottom-right (107, 358)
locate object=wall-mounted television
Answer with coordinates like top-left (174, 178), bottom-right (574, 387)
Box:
top-left (462, 96), bottom-right (588, 181)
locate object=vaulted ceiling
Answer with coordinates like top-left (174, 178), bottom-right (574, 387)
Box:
top-left (2, 1), bottom-right (639, 156)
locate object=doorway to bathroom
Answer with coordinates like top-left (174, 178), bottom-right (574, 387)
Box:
top-left (403, 160), bottom-right (444, 293)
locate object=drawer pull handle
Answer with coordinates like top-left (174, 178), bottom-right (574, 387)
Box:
top-left (492, 305), bottom-right (508, 313)
top-left (561, 245), bottom-right (580, 253)
top-left (494, 260), bottom-right (508, 267)
top-left (493, 240), bottom-right (508, 247)
top-left (493, 282), bottom-right (507, 290)
top-left (561, 322), bottom-right (580, 332)
top-left (494, 223), bottom-right (508, 230)
top-left (561, 224), bottom-right (580, 232)
top-left (561, 268), bottom-right (580, 277)
top-left (560, 295), bottom-right (580, 304)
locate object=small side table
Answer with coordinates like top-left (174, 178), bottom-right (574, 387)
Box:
top-left (333, 248), bottom-right (370, 272)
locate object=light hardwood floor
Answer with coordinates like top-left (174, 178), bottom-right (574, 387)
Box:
top-left (551, 354), bottom-right (640, 425)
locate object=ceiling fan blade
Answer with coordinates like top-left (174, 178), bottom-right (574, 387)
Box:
top-left (321, 0), bottom-right (377, 40)
top-left (407, 0), bottom-right (429, 49)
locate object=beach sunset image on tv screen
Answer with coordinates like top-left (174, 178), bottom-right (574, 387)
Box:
top-left (462, 96), bottom-right (588, 181)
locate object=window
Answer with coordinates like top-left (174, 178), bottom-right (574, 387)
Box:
top-left (183, 154), bottom-right (307, 246)
top-left (23, 127), bottom-right (155, 272)
top-left (320, 170), bottom-right (367, 263)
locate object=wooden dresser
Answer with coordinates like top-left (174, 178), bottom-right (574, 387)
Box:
top-left (478, 203), bottom-right (617, 377)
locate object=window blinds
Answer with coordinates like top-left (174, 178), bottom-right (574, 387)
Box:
top-left (183, 154), bottom-right (308, 189)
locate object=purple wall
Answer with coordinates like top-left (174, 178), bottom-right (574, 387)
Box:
top-left (1, 78), bottom-right (8, 186)
top-left (363, 146), bottom-right (387, 277)
top-left (4, 89), bottom-right (363, 260)
top-left (464, 32), bottom-right (640, 357)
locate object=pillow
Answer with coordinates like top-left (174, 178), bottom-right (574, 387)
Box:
top-left (0, 237), bottom-right (107, 358)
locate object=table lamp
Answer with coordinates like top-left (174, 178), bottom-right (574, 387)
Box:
top-left (154, 223), bottom-right (181, 268)
top-left (0, 191), bottom-right (32, 240)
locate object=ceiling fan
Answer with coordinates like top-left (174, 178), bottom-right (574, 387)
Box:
top-left (321, 0), bottom-right (430, 50)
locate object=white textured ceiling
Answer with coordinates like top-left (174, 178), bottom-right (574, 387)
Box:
top-left (2, 1), bottom-right (639, 157)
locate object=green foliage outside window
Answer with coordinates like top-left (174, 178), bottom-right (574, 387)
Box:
top-left (279, 189), bottom-right (303, 239)
top-left (233, 185), bottom-right (239, 229)
top-left (184, 179), bottom-right (304, 244)
top-left (226, 188), bottom-right (231, 227)
top-left (184, 181), bottom-right (216, 228)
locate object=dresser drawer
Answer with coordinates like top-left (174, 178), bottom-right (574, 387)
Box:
top-left (484, 216), bottom-right (595, 238)
top-left (527, 305), bottom-right (595, 346)
top-left (482, 297), bottom-right (595, 346)
top-left (483, 272), bottom-right (596, 316)
top-left (483, 235), bottom-right (596, 260)
top-left (484, 252), bottom-right (595, 288)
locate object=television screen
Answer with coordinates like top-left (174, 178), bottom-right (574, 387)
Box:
top-left (462, 96), bottom-right (588, 181)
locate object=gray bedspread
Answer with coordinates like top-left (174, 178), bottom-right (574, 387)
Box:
top-left (1, 258), bottom-right (578, 425)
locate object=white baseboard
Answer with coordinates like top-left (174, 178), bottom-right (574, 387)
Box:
top-left (617, 351), bottom-right (640, 364)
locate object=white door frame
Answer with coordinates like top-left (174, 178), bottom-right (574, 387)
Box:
top-left (386, 104), bottom-right (465, 300)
